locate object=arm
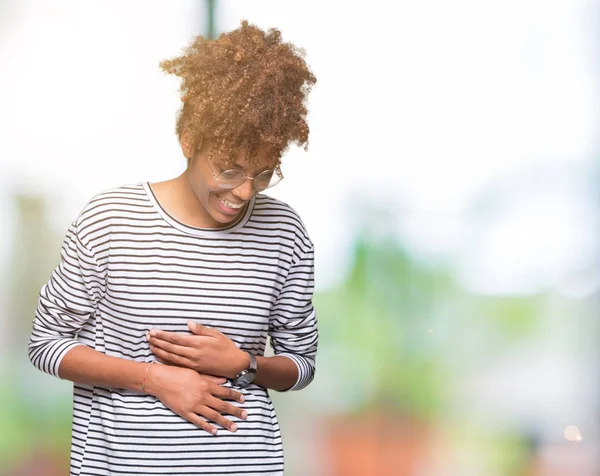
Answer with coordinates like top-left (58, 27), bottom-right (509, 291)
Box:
top-left (254, 354), bottom-right (300, 391)
top-left (146, 321), bottom-right (298, 390)
top-left (263, 244), bottom-right (319, 391)
top-left (148, 321), bottom-right (300, 391)
top-left (28, 220), bottom-right (104, 377)
top-left (59, 345), bottom-right (150, 391)
top-left (29, 218), bottom-right (246, 434)
top-left (59, 345), bottom-right (246, 434)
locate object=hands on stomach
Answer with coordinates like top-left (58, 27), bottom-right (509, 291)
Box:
top-left (144, 363), bottom-right (248, 434)
top-left (145, 321), bottom-right (250, 434)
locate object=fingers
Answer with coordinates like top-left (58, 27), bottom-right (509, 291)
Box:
top-left (211, 384), bottom-right (246, 403)
top-left (155, 356), bottom-right (182, 367)
top-left (147, 334), bottom-right (196, 358)
top-left (205, 383), bottom-right (248, 423)
top-left (186, 400), bottom-right (246, 435)
top-left (199, 406), bottom-right (240, 433)
top-left (157, 357), bottom-right (188, 369)
top-left (150, 344), bottom-right (194, 368)
top-left (207, 395), bottom-right (248, 422)
top-left (199, 374), bottom-right (228, 385)
top-left (147, 329), bottom-right (198, 347)
top-left (185, 411), bottom-right (218, 435)
top-left (188, 320), bottom-right (220, 337)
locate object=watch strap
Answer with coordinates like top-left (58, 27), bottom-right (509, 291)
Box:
top-left (246, 352), bottom-right (257, 372)
top-left (233, 351), bottom-right (257, 387)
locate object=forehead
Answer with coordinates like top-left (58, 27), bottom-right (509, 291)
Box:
top-left (215, 143), bottom-right (279, 170)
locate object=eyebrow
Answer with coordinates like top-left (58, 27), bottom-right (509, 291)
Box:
top-left (230, 161), bottom-right (274, 174)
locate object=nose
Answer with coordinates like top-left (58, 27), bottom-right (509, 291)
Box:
top-left (232, 178), bottom-right (256, 201)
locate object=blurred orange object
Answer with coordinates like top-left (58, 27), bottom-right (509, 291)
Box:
top-left (323, 413), bottom-right (431, 476)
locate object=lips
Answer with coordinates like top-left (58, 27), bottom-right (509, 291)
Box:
top-left (215, 194), bottom-right (247, 216)
top-left (218, 195), bottom-right (245, 209)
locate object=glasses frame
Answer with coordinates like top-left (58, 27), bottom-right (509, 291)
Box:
top-left (205, 156), bottom-right (284, 192)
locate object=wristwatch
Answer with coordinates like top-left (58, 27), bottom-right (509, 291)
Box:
top-left (233, 352), bottom-right (257, 388)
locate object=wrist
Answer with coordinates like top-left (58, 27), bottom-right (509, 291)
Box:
top-left (229, 349), bottom-right (251, 379)
top-left (142, 361), bottom-right (172, 397)
top-left (140, 361), bottom-right (155, 395)
top-left (141, 361), bottom-right (156, 394)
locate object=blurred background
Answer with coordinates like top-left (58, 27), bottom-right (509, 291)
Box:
top-left (1, 1), bottom-right (599, 475)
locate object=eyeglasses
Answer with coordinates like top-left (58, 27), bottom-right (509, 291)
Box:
top-left (205, 156), bottom-right (284, 192)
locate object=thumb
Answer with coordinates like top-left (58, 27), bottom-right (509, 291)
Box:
top-left (187, 320), bottom-right (214, 336)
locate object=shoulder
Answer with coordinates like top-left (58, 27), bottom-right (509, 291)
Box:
top-left (74, 182), bottom-right (151, 240)
top-left (252, 194), bottom-right (313, 253)
top-left (84, 183), bottom-right (148, 211)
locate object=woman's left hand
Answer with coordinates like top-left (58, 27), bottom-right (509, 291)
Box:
top-left (146, 321), bottom-right (249, 379)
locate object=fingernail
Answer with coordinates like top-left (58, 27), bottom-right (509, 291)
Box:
top-left (239, 395), bottom-right (245, 402)
top-left (241, 411), bottom-right (248, 420)
top-left (145, 333), bottom-right (150, 341)
top-left (150, 329), bottom-right (157, 337)
top-left (230, 424), bottom-right (238, 432)
top-left (211, 428), bottom-right (217, 435)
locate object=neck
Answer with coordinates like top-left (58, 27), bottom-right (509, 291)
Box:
top-left (152, 172), bottom-right (221, 229)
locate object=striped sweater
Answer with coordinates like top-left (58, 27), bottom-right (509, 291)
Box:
top-left (28, 183), bottom-right (318, 475)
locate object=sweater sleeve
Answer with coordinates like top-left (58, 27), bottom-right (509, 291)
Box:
top-left (268, 245), bottom-right (318, 391)
top-left (28, 219), bottom-right (106, 378)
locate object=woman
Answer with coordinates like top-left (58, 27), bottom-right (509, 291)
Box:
top-left (28, 21), bottom-right (318, 476)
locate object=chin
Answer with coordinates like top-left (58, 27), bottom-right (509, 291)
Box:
top-left (209, 205), bottom-right (242, 224)
top-left (213, 213), bottom-right (238, 224)
top-left (209, 193), bottom-right (244, 224)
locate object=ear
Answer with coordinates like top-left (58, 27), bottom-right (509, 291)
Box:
top-left (180, 128), bottom-right (194, 159)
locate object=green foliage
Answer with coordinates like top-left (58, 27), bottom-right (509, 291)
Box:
top-left (442, 421), bottom-right (536, 476)
top-left (314, 236), bottom-right (456, 420)
top-left (314, 233), bottom-right (545, 421)
top-left (6, 194), bottom-right (62, 356)
top-left (470, 295), bottom-right (545, 340)
top-left (0, 368), bottom-right (72, 470)
top-left (0, 193), bottom-right (69, 469)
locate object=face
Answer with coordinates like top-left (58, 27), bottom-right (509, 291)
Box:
top-left (183, 138), bottom-right (279, 227)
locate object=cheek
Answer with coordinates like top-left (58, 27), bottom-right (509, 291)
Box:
top-left (207, 192), bottom-right (219, 209)
top-left (198, 189), bottom-right (224, 217)
top-left (189, 179), bottom-right (213, 202)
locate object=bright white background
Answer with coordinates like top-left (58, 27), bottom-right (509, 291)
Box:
top-left (1, 0), bottom-right (598, 295)
top-left (0, 1), bottom-right (598, 474)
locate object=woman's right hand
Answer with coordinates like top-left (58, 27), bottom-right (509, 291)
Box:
top-left (143, 363), bottom-right (247, 435)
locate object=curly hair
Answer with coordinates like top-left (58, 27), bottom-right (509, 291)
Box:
top-left (160, 20), bottom-right (316, 165)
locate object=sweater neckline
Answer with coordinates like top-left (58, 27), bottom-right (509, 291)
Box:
top-left (142, 182), bottom-right (254, 236)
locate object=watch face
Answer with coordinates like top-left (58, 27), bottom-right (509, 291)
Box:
top-left (236, 370), bottom-right (256, 387)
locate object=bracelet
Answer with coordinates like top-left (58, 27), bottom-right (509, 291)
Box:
top-left (141, 361), bottom-right (156, 393)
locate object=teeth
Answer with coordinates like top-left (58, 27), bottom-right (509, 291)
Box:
top-left (219, 196), bottom-right (244, 209)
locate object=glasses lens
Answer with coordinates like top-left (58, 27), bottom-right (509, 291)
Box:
top-left (217, 170), bottom-right (245, 189)
top-left (254, 168), bottom-right (283, 192)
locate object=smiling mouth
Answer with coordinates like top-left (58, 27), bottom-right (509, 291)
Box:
top-left (218, 195), bottom-right (245, 210)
